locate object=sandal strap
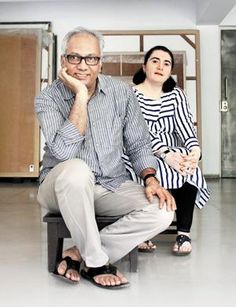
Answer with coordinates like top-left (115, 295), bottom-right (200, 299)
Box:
top-left (85, 264), bottom-right (117, 278)
top-left (176, 234), bottom-right (191, 247)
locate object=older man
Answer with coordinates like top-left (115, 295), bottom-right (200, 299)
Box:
top-left (35, 26), bottom-right (176, 289)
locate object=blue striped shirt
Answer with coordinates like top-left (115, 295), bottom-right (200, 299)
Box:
top-left (35, 74), bottom-right (157, 190)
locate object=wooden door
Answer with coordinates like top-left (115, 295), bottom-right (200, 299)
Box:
top-left (0, 29), bottom-right (41, 177)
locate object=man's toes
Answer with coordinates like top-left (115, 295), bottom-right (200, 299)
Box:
top-left (116, 271), bottom-right (128, 283)
top-left (66, 269), bottom-right (80, 282)
top-left (57, 260), bottom-right (67, 275)
top-left (93, 274), bottom-right (122, 286)
top-left (104, 276), bottom-right (117, 286)
top-left (71, 274), bottom-right (80, 282)
top-left (94, 275), bottom-right (105, 286)
top-left (110, 276), bottom-right (121, 285)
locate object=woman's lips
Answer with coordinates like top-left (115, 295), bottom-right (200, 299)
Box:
top-left (155, 72), bottom-right (163, 76)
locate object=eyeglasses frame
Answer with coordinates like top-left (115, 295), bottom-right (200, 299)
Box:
top-left (64, 53), bottom-right (101, 66)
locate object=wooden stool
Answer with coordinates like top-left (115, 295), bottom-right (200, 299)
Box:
top-left (43, 213), bottom-right (138, 273)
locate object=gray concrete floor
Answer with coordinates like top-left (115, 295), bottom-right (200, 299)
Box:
top-left (0, 178), bottom-right (235, 307)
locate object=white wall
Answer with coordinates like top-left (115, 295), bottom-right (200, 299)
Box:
top-left (198, 26), bottom-right (221, 176)
top-left (1, 0), bottom-right (235, 176)
top-left (221, 3), bottom-right (236, 25)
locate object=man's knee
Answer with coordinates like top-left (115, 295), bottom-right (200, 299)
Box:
top-left (158, 207), bottom-right (174, 229)
top-left (55, 159), bottom-right (94, 189)
top-left (145, 203), bottom-right (174, 229)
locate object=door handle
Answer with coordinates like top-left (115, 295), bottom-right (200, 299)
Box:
top-left (221, 77), bottom-right (229, 112)
top-left (224, 76), bottom-right (228, 100)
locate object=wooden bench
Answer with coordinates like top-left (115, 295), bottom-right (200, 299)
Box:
top-left (43, 213), bottom-right (138, 273)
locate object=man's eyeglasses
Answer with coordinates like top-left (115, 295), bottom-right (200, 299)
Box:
top-left (64, 54), bottom-right (101, 66)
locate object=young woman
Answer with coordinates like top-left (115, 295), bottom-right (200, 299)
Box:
top-left (125, 45), bottom-right (210, 255)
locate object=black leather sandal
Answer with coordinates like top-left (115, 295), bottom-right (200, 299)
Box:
top-left (172, 234), bottom-right (192, 256)
top-left (81, 264), bottom-right (130, 289)
top-left (53, 256), bottom-right (81, 284)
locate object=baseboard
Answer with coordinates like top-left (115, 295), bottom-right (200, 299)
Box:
top-left (204, 174), bottom-right (220, 179)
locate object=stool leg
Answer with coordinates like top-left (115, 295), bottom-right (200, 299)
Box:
top-left (47, 223), bottom-right (64, 272)
top-left (129, 247), bottom-right (138, 272)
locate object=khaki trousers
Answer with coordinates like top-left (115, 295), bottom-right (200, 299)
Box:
top-left (38, 159), bottom-right (174, 267)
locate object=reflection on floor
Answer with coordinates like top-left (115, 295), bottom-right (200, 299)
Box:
top-left (0, 178), bottom-right (235, 307)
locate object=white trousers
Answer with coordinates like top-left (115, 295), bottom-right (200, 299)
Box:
top-left (38, 159), bottom-right (174, 267)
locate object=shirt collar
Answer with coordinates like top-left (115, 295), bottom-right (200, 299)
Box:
top-left (97, 74), bottom-right (109, 95)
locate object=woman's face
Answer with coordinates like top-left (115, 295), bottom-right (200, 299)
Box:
top-left (143, 49), bottom-right (172, 85)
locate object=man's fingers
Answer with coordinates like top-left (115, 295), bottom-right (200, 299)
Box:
top-left (157, 190), bottom-right (174, 211)
top-left (146, 190), bottom-right (154, 203)
top-left (145, 185), bottom-right (176, 211)
top-left (158, 192), bottom-right (167, 208)
top-left (167, 195), bottom-right (177, 211)
top-left (161, 193), bottom-right (176, 211)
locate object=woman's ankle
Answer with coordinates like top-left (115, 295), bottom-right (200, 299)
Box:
top-left (177, 231), bottom-right (190, 237)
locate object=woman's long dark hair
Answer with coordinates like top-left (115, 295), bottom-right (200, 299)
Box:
top-left (133, 45), bottom-right (176, 93)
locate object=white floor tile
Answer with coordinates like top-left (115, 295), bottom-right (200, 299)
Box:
top-left (0, 179), bottom-right (235, 307)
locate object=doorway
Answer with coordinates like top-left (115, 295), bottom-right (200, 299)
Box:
top-left (221, 29), bottom-right (236, 177)
top-left (0, 23), bottom-right (56, 178)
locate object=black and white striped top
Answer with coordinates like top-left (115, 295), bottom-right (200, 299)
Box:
top-left (35, 75), bottom-right (158, 191)
top-left (124, 87), bottom-right (210, 209)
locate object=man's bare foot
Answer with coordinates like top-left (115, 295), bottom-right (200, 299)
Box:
top-left (57, 246), bottom-right (81, 282)
top-left (138, 240), bottom-right (157, 253)
top-left (93, 269), bottom-right (128, 287)
top-left (81, 264), bottom-right (129, 289)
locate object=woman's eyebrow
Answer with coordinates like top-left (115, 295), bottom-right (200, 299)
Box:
top-left (150, 56), bottom-right (171, 64)
top-left (150, 56), bottom-right (160, 61)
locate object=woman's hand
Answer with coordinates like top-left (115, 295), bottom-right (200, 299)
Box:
top-left (180, 147), bottom-right (201, 175)
top-left (164, 151), bottom-right (188, 176)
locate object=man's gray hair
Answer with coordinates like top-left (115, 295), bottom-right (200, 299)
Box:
top-left (61, 26), bottom-right (104, 56)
